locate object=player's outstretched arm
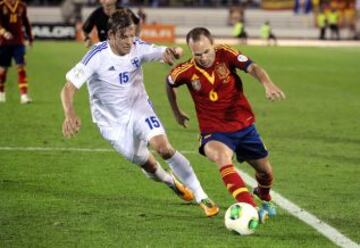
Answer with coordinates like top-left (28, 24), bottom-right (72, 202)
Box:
top-left (162, 47), bottom-right (183, 66)
top-left (166, 84), bottom-right (189, 128)
top-left (247, 63), bottom-right (286, 101)
top-left (60, 82), bottom-right (82, 138)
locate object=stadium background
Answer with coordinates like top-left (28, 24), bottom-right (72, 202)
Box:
top-left (27, 0), bottom-right (360, 42)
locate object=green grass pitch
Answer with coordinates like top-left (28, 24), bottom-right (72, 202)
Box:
top-left (0, 41), bottom-right (359, 247)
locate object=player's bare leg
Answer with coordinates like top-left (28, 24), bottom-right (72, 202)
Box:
top-left (247, 157), bottom-right (277, 217)
top-left (140, 154), bottom-right (193, 202)
top-left (0, 67), bottom-right (7, 103)
top-left (204, 141), bottom-right (257, 207)
top-left (149, 134), bottom-right (219, 217)
top-left (16, 64), bottom-right (31, 104)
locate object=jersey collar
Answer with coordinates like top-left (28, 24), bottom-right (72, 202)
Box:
top-left (4, 0), bottom-right (19, 13)
top-left (191, 58), bottom-right (215, 85)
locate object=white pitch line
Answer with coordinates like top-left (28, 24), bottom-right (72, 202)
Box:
top-left (237, 170), bottom-right (359, 248)
top-left (0, 146), bottom-right (359, 248)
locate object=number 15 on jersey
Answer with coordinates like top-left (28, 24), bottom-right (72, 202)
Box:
top-left (119, 72), bottom-right (129, 84)
top-left (145, 116), bottom-right (161, 130)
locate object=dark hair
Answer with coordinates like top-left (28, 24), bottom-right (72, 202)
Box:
top-left (186, 27), bottom-right (213, 44)
top-left (107, 10), bottom-right (134, 34)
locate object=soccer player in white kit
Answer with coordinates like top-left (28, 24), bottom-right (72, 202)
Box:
top-left (60, 10), bottom-right (219, 217)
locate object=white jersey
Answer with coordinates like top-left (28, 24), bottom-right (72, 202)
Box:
top-left (66, 38), bottom-right (166, 127)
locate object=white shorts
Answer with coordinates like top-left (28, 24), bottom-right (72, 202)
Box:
top-left (98, 98), bottom-right (166, 165)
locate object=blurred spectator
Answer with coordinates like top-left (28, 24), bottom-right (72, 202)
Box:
top-left (82, 0), bottom-right (140, 47)
top-left (317, 7), bottom-right (328, 39)
top-left (26, 0), bottom-right (260, 7)
top-left (312, 0), bottom-right (321, 12)
top-left (61, 0), bottom-right (75, 24)
top-left (344, 1), bottom-right (357, 39)
top-left (294, 0), bottom-right (313, 14)
top-left (228, 4), bottom-right (244, 26)
top-left (356, 0), bottom-right (360, 39)
top-left (61, 0), bottom-right (86, 24)
top-left (232, 19), bottom-right (247, 44)
top-left (328, 7), bottom-right (340, 39)
top-left (260, 21), bottom-right (277, 46)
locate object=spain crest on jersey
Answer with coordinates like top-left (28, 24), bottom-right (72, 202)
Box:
top-left (191, 74), bottom-right (201, 91)
top-left (215, 63), bottom-right (230, 83)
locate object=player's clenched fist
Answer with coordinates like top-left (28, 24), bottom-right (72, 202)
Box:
top-left (174, 110), bottom-right (190, 128)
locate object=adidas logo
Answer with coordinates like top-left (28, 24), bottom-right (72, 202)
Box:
top-left (108, 66), bottom-right (116, 71)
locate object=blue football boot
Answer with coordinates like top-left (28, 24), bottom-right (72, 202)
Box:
top-left (253, 187), bottom-right (277, 217)
top-left (257, 207), bottom-right (269, 224)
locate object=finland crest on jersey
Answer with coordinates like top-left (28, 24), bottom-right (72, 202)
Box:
top-left (66, 39), bottom-right (166, 127)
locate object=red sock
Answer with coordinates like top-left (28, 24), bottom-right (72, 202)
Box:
top-left (255, 172), bottom-right (273, 201)
top-left (0, 71), bottom-right (6, 92)
top-left (17, 68), bottom-right (28, 95)
top-left (220, 164), bottom-right (256, 207)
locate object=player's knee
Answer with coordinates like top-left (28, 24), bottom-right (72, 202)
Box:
top-left (155, 143), bottom-right (175, 159)
top-left (208, 151), bottom-right (231, 166)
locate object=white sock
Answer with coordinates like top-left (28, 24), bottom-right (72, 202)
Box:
top-left (166, 151), bottom-right (208, 203)
top-left (141, 163), bottom-right (173, 187)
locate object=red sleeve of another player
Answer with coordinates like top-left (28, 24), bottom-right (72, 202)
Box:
top-left (221, 45), bottom-right (253, 73)
top-left (167, 63), bottom-right (192, 88)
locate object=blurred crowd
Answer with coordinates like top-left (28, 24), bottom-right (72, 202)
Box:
top-left (25, 0), bottom-right (261, 7)
top-left (24, 0), bottom-right (359, 40)
top-left (313, 0), bottom-right (358, 39)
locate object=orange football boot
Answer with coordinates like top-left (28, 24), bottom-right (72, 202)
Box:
top-left (169, 175), bottom-right (194, 202)
top-left (199, 198), bottom-right (220, 217)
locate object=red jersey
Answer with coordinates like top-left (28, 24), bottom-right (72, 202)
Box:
top-left (168, 45), bottom-right (255, 134)
top-left (0, 0), bottom-right (32, 45)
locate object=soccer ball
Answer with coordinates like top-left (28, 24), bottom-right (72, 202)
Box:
top-left (224, 202), bottom-right (259, 235)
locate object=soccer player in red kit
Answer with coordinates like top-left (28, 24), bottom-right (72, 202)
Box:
top-left (0, 0), bottom-right (33, 104)
top-left (166, 27), bottom-right (285, 222)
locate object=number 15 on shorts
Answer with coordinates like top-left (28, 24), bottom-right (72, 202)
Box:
top-left (145, 116), bottom-right (161, 130)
